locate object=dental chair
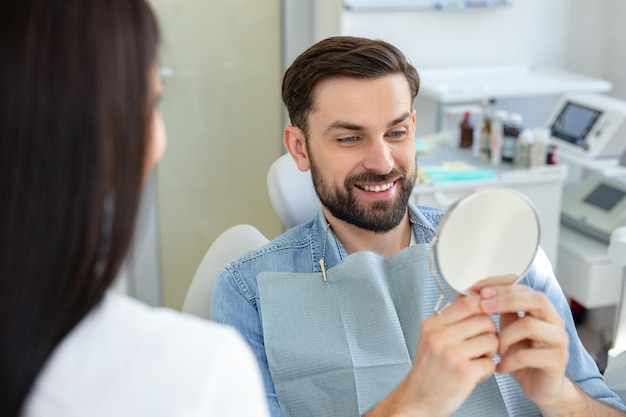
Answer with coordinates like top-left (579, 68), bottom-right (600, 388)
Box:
top-left (181, 224), bottom-right (269, 319)
top-left (182, 153), bottom-right (318, 319)
top-left (266, 153), bottom-right (320, 229)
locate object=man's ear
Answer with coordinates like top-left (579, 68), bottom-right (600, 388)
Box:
top-left (283, 125), bottom-right (310, 172)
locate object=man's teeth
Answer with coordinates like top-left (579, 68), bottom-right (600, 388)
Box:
top-left (362, 182), bottom-right (393, 192)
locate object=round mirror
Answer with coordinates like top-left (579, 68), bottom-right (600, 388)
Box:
top-left (431, 186), bottom-right (540, 294)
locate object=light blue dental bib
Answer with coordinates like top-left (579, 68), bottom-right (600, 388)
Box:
top-left (258, 244), bottom-right (538, 417)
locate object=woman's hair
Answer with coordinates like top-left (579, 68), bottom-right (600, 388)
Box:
top-left (282, 36), bottom-right (420, 136)
top-left (0, 0), bottom-right (160, 415)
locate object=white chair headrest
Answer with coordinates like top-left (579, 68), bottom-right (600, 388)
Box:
top-left (267, 153), bottom-right (320, 229)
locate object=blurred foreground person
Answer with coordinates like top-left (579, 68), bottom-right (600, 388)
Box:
top-left (0, 1), bottom-right (269, 416)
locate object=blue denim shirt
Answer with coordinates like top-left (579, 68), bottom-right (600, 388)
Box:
top-left (211, 203), bottom-right (626, 416)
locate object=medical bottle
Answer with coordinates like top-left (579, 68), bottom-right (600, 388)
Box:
top-left (480, 98), bottom-right (494, 159)
top-left (490, 110), bottom-right (507, 165)
top-left (514, 129), bottom-right (533, 168)
top-left (480, 118), bottom-right (491, 157)
top-left (529, 127), bottom-right (549, 167)
top-left (546, 144), bottom-right (558, 165)
top-left (459, 111), bottom-right (473, 148)
top-left (502, 113), bottom-right (523, 163)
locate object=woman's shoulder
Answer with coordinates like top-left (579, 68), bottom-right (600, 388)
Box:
top-left (102, 291), bottom-right (237, 339)
top-left (91, 292), bottom-right (252, 371)
top-left (24, 292), bottom-right (265, 417)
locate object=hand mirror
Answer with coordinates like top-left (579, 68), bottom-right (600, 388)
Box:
top-left (431, 186), bottom-right (540, 296)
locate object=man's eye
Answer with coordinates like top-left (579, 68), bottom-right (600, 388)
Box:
top-left (338, 136), bottom-right (358, 144)
top-left (388, 130), bottom-right (406, 139)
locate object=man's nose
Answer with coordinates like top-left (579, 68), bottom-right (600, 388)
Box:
top-left (361, 137), bottom-right (394, 175)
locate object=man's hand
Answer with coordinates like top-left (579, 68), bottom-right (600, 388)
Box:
top-left (367, 279), bottom-right (626, 417)
top-left (367, 294), bottom-right (499, 417)
top-left (477, 282), bottom-right (569, 407)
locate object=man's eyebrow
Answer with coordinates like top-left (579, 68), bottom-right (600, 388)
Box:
top-left (388, 112), bottom-right (411, 127)
top-left (323, 121), bottom-right (365, 136)
top-left (322, 112), bottom-right (412, 136)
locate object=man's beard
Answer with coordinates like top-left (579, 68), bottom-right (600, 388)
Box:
top-left (309, 156), bottom-right (416, 234)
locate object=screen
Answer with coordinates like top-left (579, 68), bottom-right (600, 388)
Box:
top-left (550, 102), bottom-right (602, 148)
top-left (583, 183), bottom-right (626, 211)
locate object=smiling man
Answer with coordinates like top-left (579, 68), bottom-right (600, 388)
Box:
top-left (211, 36), bottom-right (626, 417)
top-left (293, 74), bottom-right (417, 251)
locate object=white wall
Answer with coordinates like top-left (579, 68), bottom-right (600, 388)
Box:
top-left (565, 0), bottom-right (610, 79)
top-left (605, 1), bottom-right (626, 100)
top-left (564, 0), bottom-right (626, 102)
top-left (284, 0), bottom-right (626, 134)
top-left (341, 1), bottom-right (570, 69)
top-left (341, 1), bottom-right (572, 134)
top-left (285, 0), bottom-right (572, 69)
top-left (150, 0), bottom-right (284, 309)
top-left (341, 0), bottom-right (626, 100)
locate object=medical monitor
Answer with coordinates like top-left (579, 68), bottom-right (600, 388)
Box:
top-left (561, 176), bottom-right (626, 242)
top-left (551, 102), bottom-right (601, 147)
top-left (583, 183), bottom-right (626, 212)
top-left (546, 93), bottom-right (626, 159)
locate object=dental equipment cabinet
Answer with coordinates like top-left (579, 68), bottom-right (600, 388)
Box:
top-left (412, 65), bottom-right (612, 271)
top-left (416, 66), bottom-right (625, 306)
top-left (417, 65), bottom-right (612, 133)
top-left (548, 93), bottom-right (626, 309)
top-left (543, 92), bottom-right (626, 366)
top-left (396, 59), bottom-right (626, 362)
top-left (412, 133), bottom-right (567, 269)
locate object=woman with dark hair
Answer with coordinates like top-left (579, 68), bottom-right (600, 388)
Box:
top-left (0, 1), bottom-right (269, 416)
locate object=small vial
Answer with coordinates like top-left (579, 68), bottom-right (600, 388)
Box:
top-left (459, 111), bottom-right (474, 148)
top-left (546, 144), bottom-right (558, 165)
top-left (502, 113), bottom-right (523, 163)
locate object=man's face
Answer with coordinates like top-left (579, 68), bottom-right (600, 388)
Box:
top-left (305, 74), bottom-right (417, 233)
